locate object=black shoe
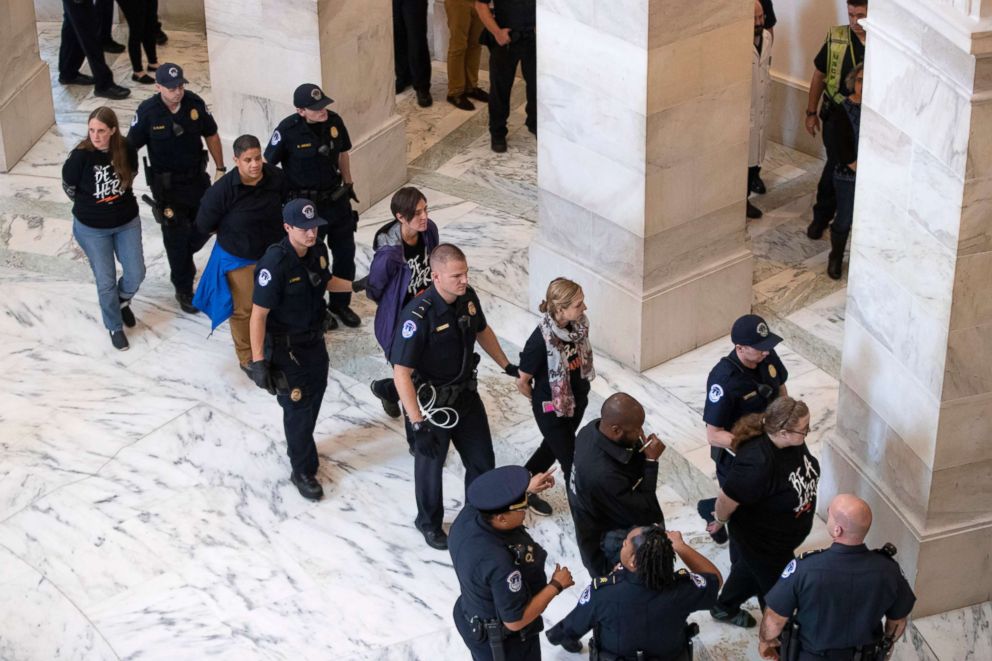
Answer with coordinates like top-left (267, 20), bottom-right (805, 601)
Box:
top-left (95, 84), bottom-right (131, 100)
top-left (131, 73), bottom-right (155, 84)
top-left (119, 298), bottom-right (136, 328)
top-left (750, 175), bottom-right (767, 195)
top-left (446, 94), bottom-right (475, 111)
top-left (710, 606), bottom-right (756, 628)
top-left (240, 363), bottom-right (252, 378)
top-left (746, 200), bottom-right (763, 219)
top-left (370, 380), bottom-right (401, 418)
top-left (109, 330), bottom-right (129, 351)
top-left (58, 73), bottom-right (95, 86)
top-left (102, 40), bottom-right (125, 54)
top-left (491, 136), bottom-right (508, 153)
top-left (323, 310), bottom-right (339, 331)
top-left (290, 471), bottom-right (324, 501)
top-left (175, 291), bottom-right (199, 314)
top-left (422, 528), bottom-right (448, 550)
top-left (827, 230), bottom-right (848, 280)
top-left (466, 87), bottom-right (489, 103)
top-left (527, 493), bottom-right (552, 517)
top-left (329, 305), bottom-right (361, 328)
top-left (155, 30), bottom-right (168, 45)
top-left (396, 80), bottom-right (411, 94)
top-left (146, 64), bottom-right (159, 72)
top-left (807, 220), bottom-right (829, 240)
top-left (415, 89), bottom-right (433, 108)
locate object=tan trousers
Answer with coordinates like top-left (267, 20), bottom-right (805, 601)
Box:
top-left (226, 263), bottom-right (256, 367)
top-left (446, 0), bottom-right (484, 96)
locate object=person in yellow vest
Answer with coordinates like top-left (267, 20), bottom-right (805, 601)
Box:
top-left (803, 0), bottom-right (867, 241)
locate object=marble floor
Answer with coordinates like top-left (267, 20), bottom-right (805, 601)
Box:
top-left (0, 24), bottom-right (969, 661)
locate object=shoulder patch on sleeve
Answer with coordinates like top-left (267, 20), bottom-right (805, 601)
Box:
top-left (578, 584), bottom-right (592, 605)
top-left (401, 319), bottom-right (417, 339)
top-left (270, 130), bottom-right (281, 146)
top-left (130, 112), bottom-right (138, 127)
top-left (507, 570), bottom-right (522, 593)
top-left (257, 268), bottom-right (272, 287)
top-left (708, 384), bottom-right (724, 403)
top-left (780, 559), bottom-right (797, 579)
top-left (689, 572), bottom-right (708, 589)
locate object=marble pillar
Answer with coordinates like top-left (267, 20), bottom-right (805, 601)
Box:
top-left (819, 0), bottom-right (992, 617)
top-left (530, 0), bottom-right (754, 371)
top-left (204, 0), bottom-right (406, 212)
top-left (2, 0), bottom-right (55, 173)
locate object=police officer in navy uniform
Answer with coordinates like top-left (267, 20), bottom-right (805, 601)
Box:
top-left (390, 243), bottom-right (519, 550)
top-left (264, 83), bottom-right (361, 330)
top-left (547, 527), bottom-right (722, 660)
top-left (698, 314), bottom-right (789, 542)
top-left (449, 465), bottom-right (574, 660)
top-left (759, 494), bottom-right (916, 661)
top-left (247, 199), bottom-right (354, 501)
top-left (128, 63), bottom-right (226, 313)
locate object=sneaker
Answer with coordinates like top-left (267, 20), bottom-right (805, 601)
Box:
top-left (422, 527), bottom-right (448, 550)
top-left (527, 493), bottom-right (552, 517)
top-left (119, 298), bottom-right (136, 328)
top-left (109, 330), bottom-right (129, 351)
top-left (710, 606), bottom-right (756, 628)
top-left (491, 136), bottom-right (508, 153)
top-left (290, 471), bottom-right (324, 501)
top-left (370, 380), bottom-right (401, 418)
top-left (95, 84), bottom-right (131, 100)
top-left (175, 291), bottom-right (200, 314)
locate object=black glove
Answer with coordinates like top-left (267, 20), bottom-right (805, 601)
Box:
top-left (248, 359), bottom-right (276, 395)
top-left (351, 275), bottom-right (368, 293)
top-left (346, 182), bottom-right (360, 204)
top-left (504, 363), bottom-right (520, 378)
top-left (412, 421), bottom-right (440, 459)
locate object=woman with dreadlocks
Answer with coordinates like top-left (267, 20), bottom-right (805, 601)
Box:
top-left (546, 527), bottom-right (722, 660)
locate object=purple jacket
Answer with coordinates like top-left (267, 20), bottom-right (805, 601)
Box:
top-left (366, 218), bottom-right (440, 354)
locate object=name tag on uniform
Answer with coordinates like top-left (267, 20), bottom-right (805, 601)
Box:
top-left (743, 391), bottom-right (758, 400)
top-left (435, 323), bottom-right (450, 332)
top-left (152, 124), bottom-right (166, 130)
top-left (297, 143), bottom-right (312, 148)
top-left (288, 276), bottom-right (302, 283)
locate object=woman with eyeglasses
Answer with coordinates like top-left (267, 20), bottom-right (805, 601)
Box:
top-left (707, 396), bottom-right (820, 629)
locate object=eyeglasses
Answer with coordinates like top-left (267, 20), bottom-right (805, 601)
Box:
top-left (786, 428), bottom-right (810, 438)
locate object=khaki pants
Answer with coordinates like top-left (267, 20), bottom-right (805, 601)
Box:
top-left (226, 263), bottom-right (255, 367)
top-left (446, 0), bottom-right (483, 96)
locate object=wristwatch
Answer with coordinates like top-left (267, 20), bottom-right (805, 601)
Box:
top-left (805, 110), bottom-right (818, 118)
top-left (216, 166), bottom-right (227, 172)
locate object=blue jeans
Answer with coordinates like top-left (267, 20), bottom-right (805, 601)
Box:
top-left (73, 217), bottom-right (146, 331)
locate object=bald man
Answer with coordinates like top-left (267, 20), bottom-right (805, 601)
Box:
top-left (759, 494), bottom-right (916, 660)
top-left (567, 393), bottom-right (667, 577)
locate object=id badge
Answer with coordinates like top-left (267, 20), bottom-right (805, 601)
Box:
top-left (542, 401), bottom-right (555, 413)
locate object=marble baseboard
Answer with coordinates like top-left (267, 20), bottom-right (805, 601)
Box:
top-left (0, 60), bottom-right (55, 172)
top-left (349, 114), bottom-right (408, 212)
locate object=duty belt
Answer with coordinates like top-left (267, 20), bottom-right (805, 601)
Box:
top-left (269, 329), bottom-right (323, 349)
top-left (414, 376), bottom-right (478, 407)
top-left (288, 184), bottom-right (344, 205)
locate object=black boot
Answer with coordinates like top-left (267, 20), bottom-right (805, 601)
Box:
top-left (827, 229), bottom-right (848, 280)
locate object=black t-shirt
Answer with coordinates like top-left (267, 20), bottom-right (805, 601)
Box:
top-left (403, 235), bottom-right (431, 305)
top-left (62, 146), bottom-right (140, 229)
top-left (722, 434), bottom-right (819, 559)
top-left (518, 326), bottom-right (591, 407)
top-left (813, 28), bottom-right (865, 98)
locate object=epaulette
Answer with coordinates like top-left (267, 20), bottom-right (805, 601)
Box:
top-left (592, 573), bottom-right (619, 590)
top-left (798, 548), bottom-right (827, 560)
top-left (410, 296), bottom-right (432, 320)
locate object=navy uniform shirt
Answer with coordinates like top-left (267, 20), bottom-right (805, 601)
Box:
top-left (487, 0), bottom-right (536, 31)
top-left (389, 285), bottom-right (488, 384)
top-left (264, 112), bottom-right (352, 192)
top-left (765, 543), bottom-right (916, 654)
top-left (127, 91), bottom-right (218, 174)
top-left (449, 504), bottom-right (549, 624)
top-left (251, 237), bottom-right (331, 336)
top-left (195, 163), bottom-right (288, 260)
top-left (554, 567), bottom-right (719, 659)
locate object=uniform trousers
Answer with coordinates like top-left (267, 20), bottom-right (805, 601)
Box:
top-left (392, 0), bottom-right (431, 92)
top-left (446, 0), bottom-right (484, 97)
top-left (225, 263), bottom-right (255, 366)
top-left (487, 32), bottom-right (536, 138)
top-left (315, 196), bottom-right (356, 309)
top-left (272, 335), bottom-right (328, 476)
top-left (159, 176), bottom-right (210, 295)
top-left (59, 0), bottom-right (115, 89)
top-left (407, 390), bottom-right (495, 532)
top-left (453, 599), bottom-right (541, 661)
top-left (811, 112), bottom-right (838, 229)
top-left (523, 395), bottom-right (587, 483)
top-left (715, 537), bottom-right (791, 614)
top-left (115, 0), bottom-right (158, 72)
top-left (73, 216), bottom-right (146, 332)
top-left (831, 174), bottom-right (856, 235)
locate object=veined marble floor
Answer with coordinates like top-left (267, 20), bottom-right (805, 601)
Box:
top-left (0, 24), bottom-right (971, 661)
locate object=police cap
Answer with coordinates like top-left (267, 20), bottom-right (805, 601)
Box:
top-left (293, 83), bottom-right (333, 110)
top-left (156, 63), bottom-right (188, 89)
top-left (282, 198), bottom-right (328, 230)
top-left (468, 466), bottom-right (530, 513)
top-left (731, 314), bottom-right (782, 351)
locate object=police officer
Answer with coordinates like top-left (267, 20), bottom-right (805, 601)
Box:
top-left (568, 393), bottom-right (667, 578)
top-left (804, 0), bottom-right (868, 240)
top-left (449, 465), bottom-right (574, 661)
top-left (246, 199), bottom-right (354, 501)
top-left (760, 494), bottom-right (916, 661)
top-left (547, 527), bottom-right (722, 660)
top-left (390, 243), bottom-right (518, 550)
top-left (264, 83), bottom-right (361, 330)
top-left (128, 63), bottom-right (225, 313)
top-left (475, 0), bottom-right (536, 153)
top-left (699, 314), bottom-right (789, 542)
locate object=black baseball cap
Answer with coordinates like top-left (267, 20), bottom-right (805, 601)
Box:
top-left (468, 466), bottom-right (530, 514)
top-left (282, 198), bottom-right (327, 230)
top-left (293, 83), bottom-right (333, 110)
top-left (731, 314), bottom-right (782, 351)
top-left (155, 63), bottom-right (188, 89)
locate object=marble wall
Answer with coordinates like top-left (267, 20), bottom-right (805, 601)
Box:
top-left (204, 0), bottom-right (406, 212)
top-left (1, 0), bottom-right (54, 172)
top-left (531, 0), bottom-right (754, 370)
top-left (820, 0), bottom-right (992, 617)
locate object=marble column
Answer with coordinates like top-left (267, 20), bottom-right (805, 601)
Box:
top-left (530, 0), bottom-right (754, 371)
top-left (819, 0), bottom-right (992, 617)
top-left (2, 0), bottom-right (55, 172)
top-left (204, 0), bottom-right (406, 212)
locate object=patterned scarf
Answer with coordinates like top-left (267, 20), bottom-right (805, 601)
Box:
top-left (539, 313), bottom-right (595, 417)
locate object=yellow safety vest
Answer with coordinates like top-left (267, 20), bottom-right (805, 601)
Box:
top-left (823, 26), bottom-right (860, 105)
